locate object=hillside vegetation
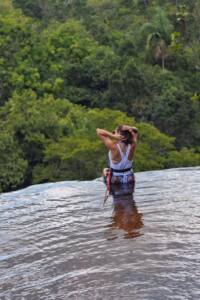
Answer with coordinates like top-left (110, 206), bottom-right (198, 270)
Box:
top-left (0, 0), bottom-right (200, 192)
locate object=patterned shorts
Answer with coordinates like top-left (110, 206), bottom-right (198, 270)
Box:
top-left (111, 173), bottom-right (135, 185)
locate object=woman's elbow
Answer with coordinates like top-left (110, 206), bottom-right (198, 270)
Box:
top-left (96, 128), bottom-right (100, 135)
top-left (96, 128), bottom-right (102, 136)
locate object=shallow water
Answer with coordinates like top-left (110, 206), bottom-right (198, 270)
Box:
top-left (0, 167), bottom-right (200, 300)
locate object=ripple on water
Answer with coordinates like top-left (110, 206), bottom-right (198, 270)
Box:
top-left (0, 168), bottom-right (200, 300)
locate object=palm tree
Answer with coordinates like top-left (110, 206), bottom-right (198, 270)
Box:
top-left (146, 33), bottom-right (168, 69)
top-left (141, 7), bottom-right (173, 69)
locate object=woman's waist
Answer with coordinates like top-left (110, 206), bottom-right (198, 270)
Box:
top-left (111, 168), bottom-right (134, 176)
top-left (109, 161), bottom-right (133, 171)
top-left (109, 159), bottom-right (132, 167)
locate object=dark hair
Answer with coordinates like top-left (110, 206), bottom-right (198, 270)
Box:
top-left (116, 125), bottom-right (133, 145)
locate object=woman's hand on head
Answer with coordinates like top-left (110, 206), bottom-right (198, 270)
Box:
top-left (121, 125), bottom-right (138, 132)
top-left (129, 130), bottom-right (138, 144)
top-left (127, 127), bottom-right (138, 136)
top-left (114, 133), bottom-right (125, 141)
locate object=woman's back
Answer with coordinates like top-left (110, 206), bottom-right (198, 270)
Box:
top-left (109, 143), bottom-right (133, 170)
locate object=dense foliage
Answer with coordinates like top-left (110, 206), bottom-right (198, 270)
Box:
top-left (0, 0), bottom-right (200, 192)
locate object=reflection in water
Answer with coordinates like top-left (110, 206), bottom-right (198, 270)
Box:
top-left (106, 183), bottom-right (144, 240)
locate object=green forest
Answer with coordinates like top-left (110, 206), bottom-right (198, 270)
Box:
top-left (0, 0), bottom-right (200, 192)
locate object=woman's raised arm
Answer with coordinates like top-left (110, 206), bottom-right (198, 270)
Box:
top-left (96, 128), bottom-right (123, 150)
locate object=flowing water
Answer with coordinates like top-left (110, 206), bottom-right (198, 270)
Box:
top-left (0, 167), bottom-right (200, 300)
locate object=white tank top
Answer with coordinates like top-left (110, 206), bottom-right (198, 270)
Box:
top-left (108, 143), bottom-right (133, 171)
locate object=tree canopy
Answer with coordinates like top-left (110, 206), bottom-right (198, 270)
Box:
top-left (0, 0), bottom-right (200, 192)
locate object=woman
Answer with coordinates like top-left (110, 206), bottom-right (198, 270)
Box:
top-left (96, 125), bottom-right (138, 186)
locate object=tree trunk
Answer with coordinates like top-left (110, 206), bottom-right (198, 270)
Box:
top-left (161, 56), bottom-right (165, 70)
